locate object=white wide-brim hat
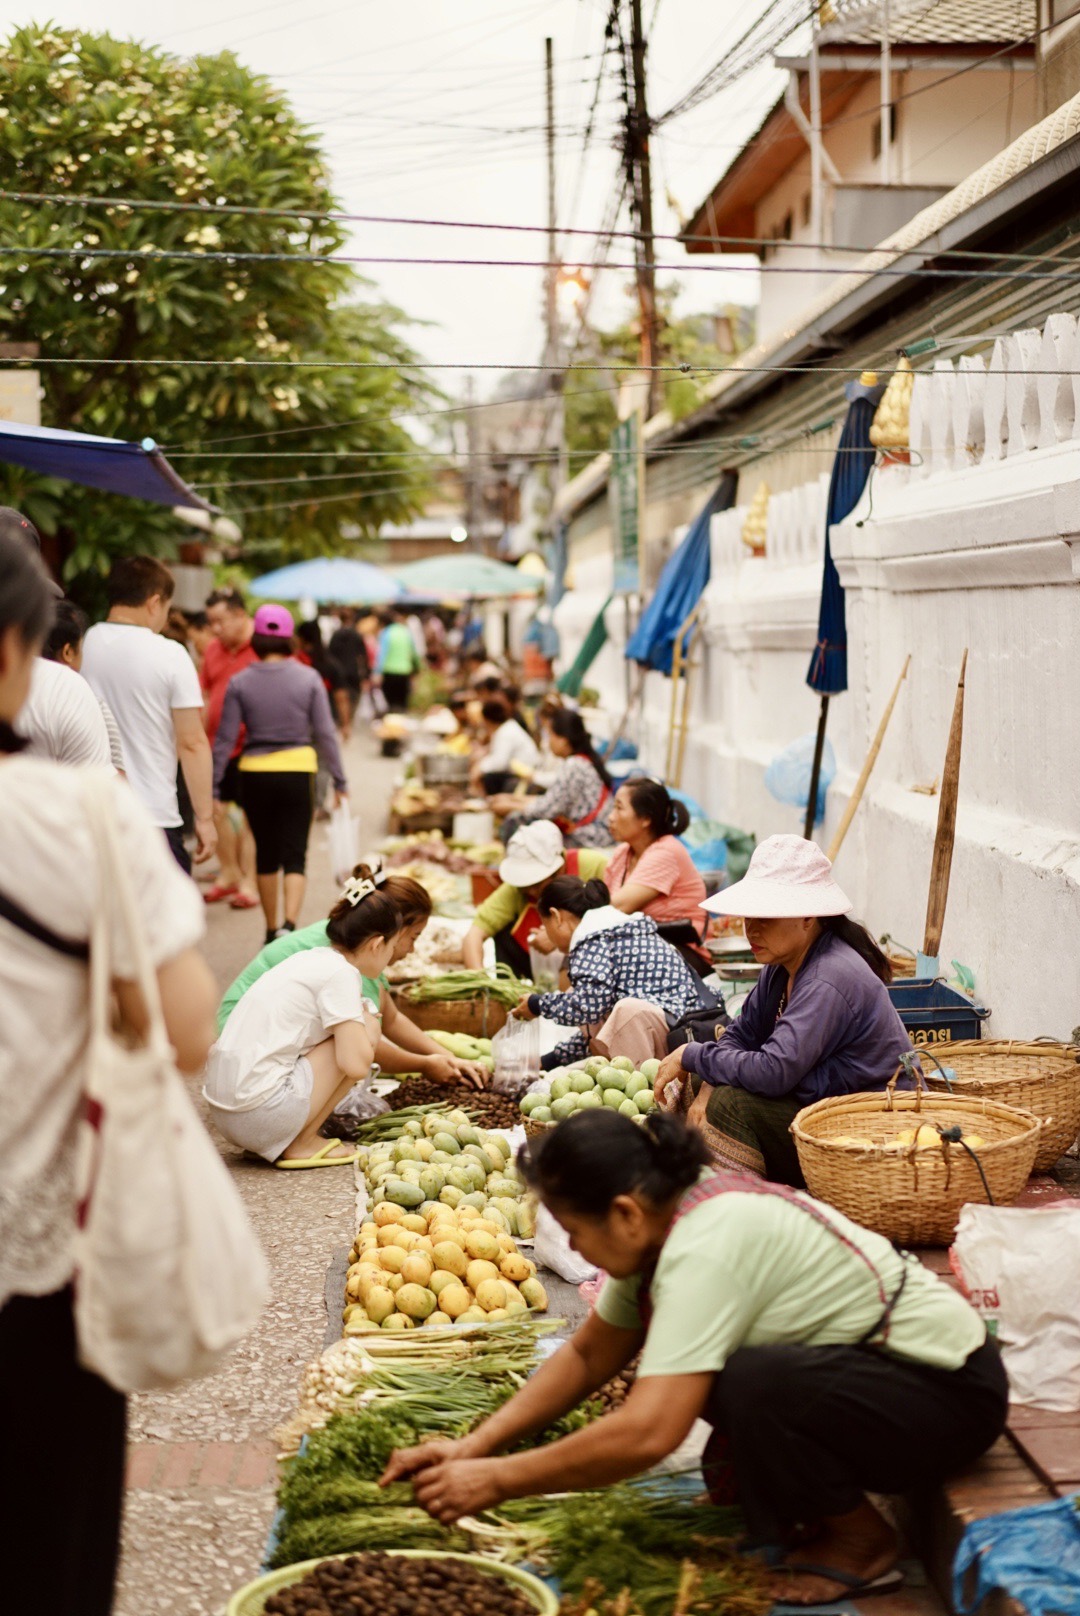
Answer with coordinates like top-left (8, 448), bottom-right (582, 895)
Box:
top-left (499, 820), bottom-right (565, 888)
top-left (702, 833), bottom-right (852, 919)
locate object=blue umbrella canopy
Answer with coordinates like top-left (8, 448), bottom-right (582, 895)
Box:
top-left (391, 553), bottom-right (541, 598)
top-left (806, 379), bottom-right (885, 695)
top-left (626, 474), bottom-right (735, 676)
top-left (248, 557), bottom-right (401, 605)
top-left (0, 418), bottom-right (211, 510)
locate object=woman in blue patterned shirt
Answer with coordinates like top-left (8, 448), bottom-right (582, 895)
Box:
top-left (513, 876), bottom-right (707, 1070)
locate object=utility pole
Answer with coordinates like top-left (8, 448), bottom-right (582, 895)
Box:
top-left (628, 0), bottom-right (660, 419)
top-left (464, 373), bottom-right (482, 553)
top-left (543, 36), bottom-right (567, 547)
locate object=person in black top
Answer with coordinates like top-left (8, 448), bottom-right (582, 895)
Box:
top-left (327, 607), bottom-right (371, 739)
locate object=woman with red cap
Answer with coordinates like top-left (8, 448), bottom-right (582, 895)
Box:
top-left (213, 604), bottom-right (348, 945)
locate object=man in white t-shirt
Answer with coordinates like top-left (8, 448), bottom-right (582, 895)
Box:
top-left (82, 555), bottom-right (217, 873)
top-left (16, 657), bottom-right (112, 767)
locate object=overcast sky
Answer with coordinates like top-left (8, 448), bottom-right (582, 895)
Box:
top-left (22, 0), bottom-right (783, 395)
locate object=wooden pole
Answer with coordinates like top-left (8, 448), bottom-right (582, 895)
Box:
top-left (608, 665), bottom-right (647, 759)
top-left (827, 655), bottom-right (911, 862)
top-left (922, 650), bottom-right (968, 959)
top-left (803, 695), bottom-right (830, 839)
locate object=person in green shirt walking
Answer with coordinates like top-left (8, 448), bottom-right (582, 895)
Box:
top-left (376, 606), bottom-right (421, 712)
top-left (382, 1109), bottom-right (1007, 1610)
top-left (219, 871), bottom-right (488, 1088)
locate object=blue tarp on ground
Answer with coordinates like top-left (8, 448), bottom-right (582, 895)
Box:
top-left (0, 417), bottom-right (212, 510)
top-left (625, 472), bottom-right (736, 677)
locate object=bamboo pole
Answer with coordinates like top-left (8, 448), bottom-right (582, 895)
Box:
top-left (827, 655), bottom-right (911, 862)
top-left (803, 695), bottom-right (830, 839)
top-left (922, 649), bottom-right (968, 959)
top-left (666, 603), bottom-right (700, 784)
top-left (607, 665), bottom-right (647, 760)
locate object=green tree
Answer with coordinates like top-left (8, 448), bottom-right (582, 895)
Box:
top-left (564, 287), bottom-right (754, 469)
top-left (0, 24), bottom-right (437, 602)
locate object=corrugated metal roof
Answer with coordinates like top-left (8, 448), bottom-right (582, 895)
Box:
top-left (818, 0), bottom-right (1036, 48)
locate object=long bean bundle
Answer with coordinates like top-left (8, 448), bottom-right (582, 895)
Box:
top-left (401, 964), bottom-right (532, 1008)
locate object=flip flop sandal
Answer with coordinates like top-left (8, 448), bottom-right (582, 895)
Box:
top-left (228, 892), bottom-right (260, 909)
top-left (775, 1564), bottom-right (904, 1607)
top-left (203, 883), bottom-right (239, 904)
top-left (275, 1140), bottom-right (359, 1170)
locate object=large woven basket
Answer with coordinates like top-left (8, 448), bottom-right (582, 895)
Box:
top-left (391, 991), bottom-right (510, 1038)
top-left (924, 1040), bottom-right (1080, 1172)
top-left (791, 1076), bottom-right (1042, 1246)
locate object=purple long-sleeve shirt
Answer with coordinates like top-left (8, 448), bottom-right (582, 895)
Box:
top-left (681, 930), bottom-right (911, 1102)
top-left (212, 659), bottom-right (347, 794)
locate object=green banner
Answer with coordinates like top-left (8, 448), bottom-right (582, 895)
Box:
top-left (609, 412), bottom-right (641, 594)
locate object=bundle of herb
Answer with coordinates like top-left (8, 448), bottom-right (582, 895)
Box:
top-left (270, 1507), bottom-right (468, 1570)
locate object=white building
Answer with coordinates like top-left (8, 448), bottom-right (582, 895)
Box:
top-left (554, 72), bottom-right (1080, 1041)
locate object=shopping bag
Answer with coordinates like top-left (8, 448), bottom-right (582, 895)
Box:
top-left (328, 801), bottom-right (360, 885)
top-left (491, 1015), bottom-right (541, 1097)
top-left (528, 943), bottom-right (565, 992)
top-left (534, 1202), bottom-right (597, 1283)
top-left (951, 1203), bottom-right (1080, 1410)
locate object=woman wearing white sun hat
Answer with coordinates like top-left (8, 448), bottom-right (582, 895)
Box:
top-left (652, 835), bottom-right (911, 1185)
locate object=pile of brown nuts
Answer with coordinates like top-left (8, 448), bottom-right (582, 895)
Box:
top-left (385, 1081), bottom-right (521, 1129)
top-left (264, 1552), bottom-right (538, 1616)
top-left (592, 1355), bottom-right (640, 1415)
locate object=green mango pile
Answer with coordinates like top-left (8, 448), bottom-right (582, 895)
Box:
top-left (360, 1109), bottom-right (535, 1239)
top-left (520, 1056), bottom-right (660, 1126)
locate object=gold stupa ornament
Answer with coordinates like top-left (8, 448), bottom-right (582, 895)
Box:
top-left (870, 356), bottom-right (913, 454)
top-left (741, 481), bottom-right (769, 555)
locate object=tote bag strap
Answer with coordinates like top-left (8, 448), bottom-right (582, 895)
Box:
top-left (82, 772), bottom-right (172, 1062)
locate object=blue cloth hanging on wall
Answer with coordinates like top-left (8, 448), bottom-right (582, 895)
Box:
top-left (625, 472), bottom-right (736, 677)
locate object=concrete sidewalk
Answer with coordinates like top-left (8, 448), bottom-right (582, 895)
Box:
top-left (114, 729), bottom-right (399, 1616)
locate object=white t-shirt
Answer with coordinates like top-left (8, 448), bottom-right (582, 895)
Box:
top-left (16, 658), bottom-right (112, 767)
top-left (0, 760), bottom-right (205, 1309)
top-left (204, 948), bottom-right (378, 1113)
top-left (484, 719), bottom-right (541, 776)
top-left (82, 621), bottom-right (203, 827)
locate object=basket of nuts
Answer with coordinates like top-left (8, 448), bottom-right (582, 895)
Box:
top-left (228, 1550), bottom-right (558, 1616)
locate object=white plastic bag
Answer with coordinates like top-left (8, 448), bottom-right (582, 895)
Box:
top-left (491, 1015), bottom-right (541, 1096)
top-left (951, 1203), bottom-right (1080, 1410)
top-left (534, 1203), bottom-right (597, 1284)
top-left (529, 944), bottom-right (565, 992)
top-left (328, 801), bottom-right (360, 885)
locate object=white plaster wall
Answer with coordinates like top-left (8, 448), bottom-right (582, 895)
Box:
top-left (558, 320), bottom-right (1080, 1040)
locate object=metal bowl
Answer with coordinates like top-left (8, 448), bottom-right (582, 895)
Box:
top-left (419, 752), bottom-right (471, 785)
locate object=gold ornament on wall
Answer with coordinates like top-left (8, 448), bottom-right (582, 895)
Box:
top-left (741, 481), bottom-right (769, 555)
top-left (870, 355), bottom-right (913, 458)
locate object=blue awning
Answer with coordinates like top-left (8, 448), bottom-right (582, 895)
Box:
top-left (0, 418), bottom-right (212, 511)
top-left (625, 473), bottom-right (736, 676)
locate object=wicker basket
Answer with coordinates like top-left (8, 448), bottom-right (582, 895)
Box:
top-left (791, 1075), bottom-right (1043, 1246)
top-left (391, 991), bottom-right (510, 1038)
top-left (524, 1116), bottom-right (554, 1139)
top-left (925, 1040), bottom-right (1080, 1172)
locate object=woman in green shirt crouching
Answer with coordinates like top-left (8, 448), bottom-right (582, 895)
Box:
top-left (383, 1109), bottom-right (1007, 1609)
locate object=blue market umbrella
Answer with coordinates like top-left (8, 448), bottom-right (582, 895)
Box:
top-left (248, 556), bottom-right (400, 605)
top-left (626, 473), bottom-right (736, 676)
top-left (803, 379), bottom-right (885, 837)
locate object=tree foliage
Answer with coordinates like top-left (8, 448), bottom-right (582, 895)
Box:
top-left (0, 24), bottom-right (437, 601)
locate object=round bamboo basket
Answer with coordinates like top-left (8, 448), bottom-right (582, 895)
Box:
top-left (791, 1078), bottom-right (1042, 1246)
top-left (924, 1040), bottom-right (1080, 1172)
top-left (523, 1116), bottom-right (554, 1139)
top-left (391, 993), bottom-right (510, 1038)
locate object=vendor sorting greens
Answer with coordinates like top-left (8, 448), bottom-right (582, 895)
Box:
top-left (653, 835), bottom-right (911, 1184)
top-left (382, 1109), bottom-right (1007, 1610)
top-left (218, 867), bottom-right (489, 1089)
top-left (461, 820), bottom-right (608, 976)
top-left (512, 875), bottom-right (712, 1069)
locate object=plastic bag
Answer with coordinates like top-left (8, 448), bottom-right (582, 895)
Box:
top-left (528, 944), bottom-right (565, 993)
top-left (534, 1202), bottom-right (597, 1283)
top-left (953, 1496), bottom-right (1080, 1616)
top-left (765, 734), bottom-right (836, 825)
top-left (491, 1015), bottom-right (541, 1097)
top-left (951, 1203), bottom-right (1080, 1410)
top-left (328, 801), bottom-right (360, 885)
top-left (321, 1076), bottom-right (390, 1141)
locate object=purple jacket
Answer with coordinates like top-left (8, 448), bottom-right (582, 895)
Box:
top-left (681, 930), bottom-right (911, 1102)
top-left (213, 659), bottom-right (347, 794)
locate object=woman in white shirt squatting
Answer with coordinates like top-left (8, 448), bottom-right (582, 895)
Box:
top-left (204, 864), bottom-right (400, 1168)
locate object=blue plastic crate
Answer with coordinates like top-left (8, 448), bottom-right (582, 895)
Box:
top-left (887, 977), bottom-right (989, 1048)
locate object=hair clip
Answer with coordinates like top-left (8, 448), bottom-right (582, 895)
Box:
top-left (341, 876), bottom-right (376, 908)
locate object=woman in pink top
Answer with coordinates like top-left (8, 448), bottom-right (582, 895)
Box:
top-left (605, 779), bottom-right (708, 969)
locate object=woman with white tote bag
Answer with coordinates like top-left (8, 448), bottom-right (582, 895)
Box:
top-left (0, 524), bottom-right (230, 1616)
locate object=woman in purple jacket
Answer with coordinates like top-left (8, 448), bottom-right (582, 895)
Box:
top-left (213, 604), bottom-right (348, 945)
top-left (653, 835), bottom-right (910, 1185)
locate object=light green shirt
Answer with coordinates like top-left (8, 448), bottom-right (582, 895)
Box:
top-left (598, 1187), bottom-right (985, 1376)
top-left (217, 919), bottom-right (386, 1032)
top-left (474, 847), bottom-right (610, 938)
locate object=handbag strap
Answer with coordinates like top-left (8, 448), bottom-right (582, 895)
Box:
top-left (82, 772), bottom-right (172, 1058)
top-left (0, 885), bottom-right (90, 959)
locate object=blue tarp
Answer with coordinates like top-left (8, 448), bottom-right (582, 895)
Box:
top-left (249, 557), bottom-right (401, 604)
top-left (625, 473), bottom-right (736, 677)
top-left (806, 380), bottom-right (884, 695)
top-left (0, 417), bottom-right (211, 510)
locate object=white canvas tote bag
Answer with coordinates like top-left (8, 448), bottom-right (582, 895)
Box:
top-left (73, 775), bottom-right (269, 1392)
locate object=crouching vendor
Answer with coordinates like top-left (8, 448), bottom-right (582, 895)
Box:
top-left (460, 820), bottom-right (608, 977)
top-left (382, 1110), bottom-right (1007, 1609)
top-left (652, 834), bottom-right (911, 1185)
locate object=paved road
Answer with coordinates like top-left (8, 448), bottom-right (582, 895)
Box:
top-left (115, 729), bottom-right (400, 1616)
